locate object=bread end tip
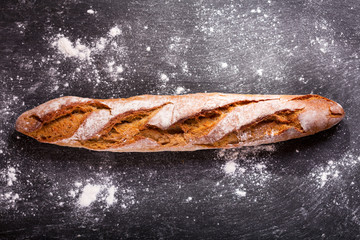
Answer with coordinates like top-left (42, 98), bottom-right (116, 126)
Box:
top-left (15, 112), bottom-right (42, 135)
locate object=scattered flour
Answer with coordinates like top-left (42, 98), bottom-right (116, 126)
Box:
top-left (107, 61), bottom-right (115, 72)
top-left (51, 24), bottom-right (125, 63)
top-left (256, 69), bottom-right (264, 76)
top-left (95, 37), bottom-right (108, 51)
top-left (223, 161), bottom-right (237, 175)
top-left (106, 186), bottom-right (117, 206)
top-left (7, 167), bottom-right (17, 186)
top-left (78, 184), bottom-right (102, 207)
top-left (217, 146), bottom-right (276, 197)
top-left (235, 189), bottom-right (247, 197)
top-left (181, 62), bottom-right (189, 74)
top-left (251, 7), bottom-right (262, 14)
top-left (0, 192), bottom-right (20, 208)
top-left (311, 152), bottom-right (359, 187)
top-left (218, 145), bottom-right (276, 160)
top-left (69, 189), bottom-right (76, 198)
top-left (160, 73), bottom-right (169, 82)
top-left (109, 26), bottom-right (121, 37)
top-left (49, 24), bottom-right (129, 85)
top-left (220, 62), bottom-right (228, 68)
top-left (175, 86), bottom-right (186, 95)
top-left (69, 181), bottom-right (119, 208)
top-left (2, 2), bottom-right (358, 217)
top-left (116, 65), bottom-right (124, 73)
top-left (74, 181), bottom-right (82, 188)
top-left (52, 36), bottom-right (92, 60)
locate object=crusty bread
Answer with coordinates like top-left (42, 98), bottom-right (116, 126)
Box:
top-left (15, 93), bottom-right (345, 152)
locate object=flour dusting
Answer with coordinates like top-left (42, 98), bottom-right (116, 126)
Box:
top-left (78, 184), bottom-right (102, 207)
top-left (64, 179), bottom-right (133, 209)
top-left (53, 37), bottom-right (92, 60)
top-left (106, 186), bottom-right (117, 206)
top-left (175, 86), bottom-right (186, 95)
top-left (48, 24), bottom-right (129, 88)
top-left (0, 192), bottom-right (20, 209)
top-left (109, 26), bottom-right (122, 37)
top-left (160, 73), bottom-right (169, 82)
top-left (311, 151), bottom-right (360, 187)
top-left (235, 189), bottom-right (247, 197)
top-left (3, 167), bottom-right (17, 186)
top-left (223, 161), bottom-right (237, 175)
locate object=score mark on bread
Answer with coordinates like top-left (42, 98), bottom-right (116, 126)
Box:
top-left (15, 93), bottom-right (345, 152)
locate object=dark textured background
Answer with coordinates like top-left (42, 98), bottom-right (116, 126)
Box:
top-left (1, 0), bottom-right (360, 239)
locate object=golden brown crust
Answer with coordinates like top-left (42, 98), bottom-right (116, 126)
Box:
top-left (15, 93), bottom-right (345, 152)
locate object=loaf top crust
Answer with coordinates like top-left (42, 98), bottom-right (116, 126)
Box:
top-left (15, 93), bottom-right (345, 152)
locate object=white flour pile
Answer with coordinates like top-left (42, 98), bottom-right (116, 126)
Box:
top-left (108, 26), bottom-right (122, 37)
top-left (66, 180), bottom-right (136, 209)
top-left (69, 181), bottom-right (118, 208)
top-left (51, 25), bottom-right (123, 61)
top-left (53, 37), bottom-right (92, 60)
top-left (78, 184), bottom-right (102, 207)
top-left (223, 161), bottom-right (238, 175)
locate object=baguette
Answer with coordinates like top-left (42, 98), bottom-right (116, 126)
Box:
top-left (15, 93), bottom-right (345, 152)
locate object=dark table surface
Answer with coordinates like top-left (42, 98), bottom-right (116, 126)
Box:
top-left (1, 0), bottom-right (360, 239)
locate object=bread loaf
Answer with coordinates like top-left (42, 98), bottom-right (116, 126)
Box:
top-left (15, 93), bottom-right (345, 152)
